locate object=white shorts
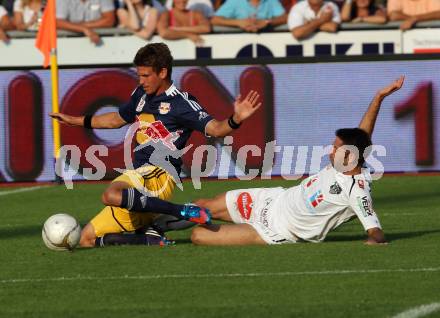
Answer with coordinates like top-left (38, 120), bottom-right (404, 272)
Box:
top-left (225, 187), bottom-right (297, 245)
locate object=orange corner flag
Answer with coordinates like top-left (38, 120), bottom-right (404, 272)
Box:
top-left (35, 0), bottom-right (57, 68)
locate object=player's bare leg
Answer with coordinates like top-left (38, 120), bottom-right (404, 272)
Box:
top-left (102, 180), bottom-right (210, 224)
top-left (79, 223), bottom-right (97, 247)
top-left (81, 179), bottom-right (213, 247)
top-left (194, 193), bottom-right (232, 222)
top-left (191, 224), bottom-right (267, 245)
top-left (79, 181), bottom-right (132, 247)
top-left (101, 181), bottom-right (130, 206)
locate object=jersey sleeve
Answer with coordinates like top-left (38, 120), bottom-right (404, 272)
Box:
top-left (348, 183), bottom-right (381, 231)
top-left (0, 6), bottom-right (6, 19)
top-left (270, 0), bottom-right (286, 18)
top-left (56, 0), bottom-right (69, 19)
top-left (175, 94), bottom-right (214, 134)
top-left (100, 0), bottom-right (115, 13)
top-left (288, 4), bottom-right (305, 30)
top-left (13, 0), bottom-right (23, 13)
top-left (328, 2), bottom-right (341, 23)
top-left (215, 0), bottom-right (236, 18)
top-left (118, 87), bottom-right (140, 123)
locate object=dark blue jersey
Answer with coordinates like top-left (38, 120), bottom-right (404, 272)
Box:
top-left (118, 83), bottom-right (214, 174)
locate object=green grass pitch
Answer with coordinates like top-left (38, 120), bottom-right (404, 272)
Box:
top-left (0, 176), bottom-right (439, 318)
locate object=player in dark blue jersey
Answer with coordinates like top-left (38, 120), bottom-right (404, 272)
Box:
top-left (50, 43), bottom-right (261, 247)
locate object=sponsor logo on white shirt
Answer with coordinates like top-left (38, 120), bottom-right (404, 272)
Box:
top-left (357, 196), bottom-right (373, 217)
top-left (329, 182), bottom-right (342, 194)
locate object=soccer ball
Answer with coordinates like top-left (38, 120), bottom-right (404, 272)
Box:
top-left (42, 214), bottom-right (81, 251)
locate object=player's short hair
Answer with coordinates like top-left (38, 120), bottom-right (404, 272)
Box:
top-left (335, 128), bottom-right (372, 166)
top-left (133, 43), bottom-right (173, 80)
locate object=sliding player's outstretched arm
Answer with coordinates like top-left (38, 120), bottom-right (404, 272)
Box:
top-left (49, 112), bottom-right (127, 129)
top-left (349, 181), bottom-right (387, 245)
top-left (358, 76), bottom-right (405, 137)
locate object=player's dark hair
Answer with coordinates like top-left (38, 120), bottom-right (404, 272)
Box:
top-left (133, 43), bottom-right (173, 80)
top-left (335, 128), bottom-right (372, 166)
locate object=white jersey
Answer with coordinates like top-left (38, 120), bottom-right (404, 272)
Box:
top-left (272, 165), bottom-right (381, 242)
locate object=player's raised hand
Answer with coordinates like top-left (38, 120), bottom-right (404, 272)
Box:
top-left (364, 239), bottom-right (388, 246)
top-left (49, 112), bottom-right (81, 126)
top-left (233, 90), bottom-right (262, 122)
top-left (377, 76), bottom-right (405, 98)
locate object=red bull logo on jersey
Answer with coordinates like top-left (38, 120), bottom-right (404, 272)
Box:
top-left (136, 116), bottom-right (182, 150)
top-left (237, 192), bottom-right (253, 220)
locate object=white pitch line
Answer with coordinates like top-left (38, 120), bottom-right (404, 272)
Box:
top-left (1, 267), bottom-right (439, 284)
top-left (391, 302), bottom-right (440, 318)
top-left (0, 186), bottom-right (50, 196)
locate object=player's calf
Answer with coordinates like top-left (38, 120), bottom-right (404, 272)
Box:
top-left (101, 182), bottom-right (212, 225)
top-left (95, 232), bottom-right (174, 247)
top-left (191, 224), bottom-right (267, 246)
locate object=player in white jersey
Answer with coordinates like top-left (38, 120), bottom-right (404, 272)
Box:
top-left (190, 76), bottom-right (405, 246)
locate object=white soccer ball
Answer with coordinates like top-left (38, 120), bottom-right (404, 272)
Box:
top-left (42, 214), bottom-right (81, 251)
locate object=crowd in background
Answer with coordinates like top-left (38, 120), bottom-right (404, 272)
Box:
top-left (0, 0), bottom-right (440, 44)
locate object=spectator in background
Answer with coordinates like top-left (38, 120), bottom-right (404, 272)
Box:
top-left (1, 0), bottom-right (14, 15)
top-left (117, 0), bottom-right (158, 39)
top-left (341, 0), bottom-right (386, 24)
top-left (165, 0), bottom-right (214, 18)
top-left (56, 0), bottom-right (116, 45)
top-left (281, 0), bottom-right (296, 11)
top-left (211, 0), bottom-right (287, 32)
top-left (0, 4), bottom-right (13, 42)
top-left (116, 0), bottom-right (166, 13)
top-left (157, 0), bottom-right (210, 45)
top-left (288, 0), bottom-right (340, 40)
top-left (13, 0), bottom-right (43, 31)
top-left (213, 0), bottom-right (223, 10)
top-left (388, 0), bottom-right (440, 30)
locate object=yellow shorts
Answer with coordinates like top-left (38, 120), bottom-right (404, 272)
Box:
top-left (90, 166), bottom-right (175, 237)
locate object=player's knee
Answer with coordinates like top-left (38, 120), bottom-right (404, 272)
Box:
top-left (193, 198), bottom-right (207, 207)
top-left (79, 237), bottom-right (95, 248)
top-left (80, 224), bottom-right (96, 248)
top-left (101, 188), bottom-right (120, 206)
top-left (210, 209), bottom-right (223, 219)
top-left (194, 198), bottom-right (217, 214)
top-left (191, 226), bottom-right (205, 245)
top-left (191, 226), bottom-right (214, 245)
top-left (79, 233), bottom-right (95, 248)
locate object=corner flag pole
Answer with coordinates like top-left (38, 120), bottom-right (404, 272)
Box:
top-left (35, 0), bottom-right (62, 182)
top-left (50, 49), bottom-right (62, 177)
